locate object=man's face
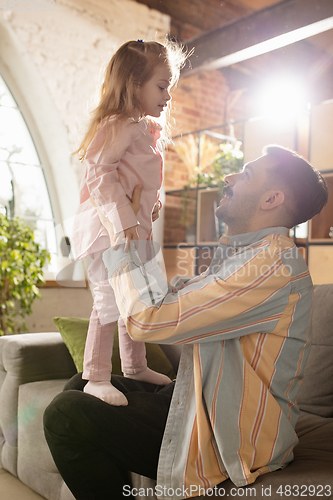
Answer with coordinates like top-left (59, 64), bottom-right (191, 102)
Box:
top-left (215, 154), bottom-right (278, 234)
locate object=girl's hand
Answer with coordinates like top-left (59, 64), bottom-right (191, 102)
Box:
top-left (114, 225), bottom-right (139, 252)
top-left (152, 200), bottom-right (162, 222)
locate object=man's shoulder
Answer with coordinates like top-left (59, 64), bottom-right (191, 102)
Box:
top-left (243, 231), bottom-right (295, 257)
top-left (252, 231), bottom-right (311, 286)
top-left (258, 232), bottom-right (299, 257)
top-left (267, 233), bottom-right (312, 289)
top-left (261, 231), bottom-right (294, 247)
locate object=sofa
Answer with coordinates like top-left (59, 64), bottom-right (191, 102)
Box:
top-left (0, 284), bottom-right (332, 500)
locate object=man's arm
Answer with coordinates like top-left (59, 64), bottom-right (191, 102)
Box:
top-left (103, 236), bottom-right (292, 346)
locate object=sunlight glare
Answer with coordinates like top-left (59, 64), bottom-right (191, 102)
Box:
top-left (257, 78), bottom-right (308, 126)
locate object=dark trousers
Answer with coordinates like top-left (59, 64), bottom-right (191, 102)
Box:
top-left (43, 373), bottom-right (174, 500)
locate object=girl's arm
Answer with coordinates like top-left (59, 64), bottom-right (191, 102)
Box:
top-left (85, 120), bottom-right (139, 235)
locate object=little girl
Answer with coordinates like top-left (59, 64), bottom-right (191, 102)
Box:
top-left (72, 40), bottom-right (185, 406)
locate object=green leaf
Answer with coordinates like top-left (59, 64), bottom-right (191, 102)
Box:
top-left (0, 214), bottom-right (50, 334)
top-left (9, 250), bottom-right (21, 261)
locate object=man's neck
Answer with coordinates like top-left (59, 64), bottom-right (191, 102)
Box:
top-left (223, 226), bottom-right (289, 250)
top-left (226, 217), bottom-right (283, 237)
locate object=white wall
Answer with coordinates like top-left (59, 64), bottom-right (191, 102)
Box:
top-left (25, 287), bottom-right (94, 332)
top-left (0, 0), bottom-right (170, 329)
top-left (1, 0), bottom-right (170, 213)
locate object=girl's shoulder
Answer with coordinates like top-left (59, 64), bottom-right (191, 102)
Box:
top-left (99, 114), bottom-right (162, 144)
top-left (100, 114), bottom-right (141, 141)
top-left (146, 117), bottom-right (162, 132)
top-left (122, 116), bottom-right (162, 142)
top-left (146, 117), bottom-right (162, 142)
top-left (87, 115), bottom-right (139, 158)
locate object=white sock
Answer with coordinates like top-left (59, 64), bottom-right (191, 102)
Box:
top-left (84, 380), bottom-right (128, 406)
top-left (124, 367), bottom-right (172, 385)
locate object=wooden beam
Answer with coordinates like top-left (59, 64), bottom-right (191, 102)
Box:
top-left (182, 0), bottom-right (333, 77)
top-left (134, 0), bottom-right (251, 32)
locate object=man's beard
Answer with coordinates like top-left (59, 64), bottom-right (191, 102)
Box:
top-left (222, 185), bottom-right (232, 198)
top-left (215, 185), bottom-right (232, 221)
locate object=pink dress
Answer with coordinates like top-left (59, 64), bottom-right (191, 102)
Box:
top-left (72, 115), bottom-right (163, 380)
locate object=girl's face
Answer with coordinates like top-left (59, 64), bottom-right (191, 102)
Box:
top-left (139, 64), bottom-right (172, 117)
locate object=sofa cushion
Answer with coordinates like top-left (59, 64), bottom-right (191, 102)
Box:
top-left (52, 317), bottom-right (89, 374)
top-left (296, 284), bottom-right (333, 417)
top-left (53, 317), bottom-right (176, 379)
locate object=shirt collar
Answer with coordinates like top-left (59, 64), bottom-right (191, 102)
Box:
top-left (219, 227), bottom-right (289, 248)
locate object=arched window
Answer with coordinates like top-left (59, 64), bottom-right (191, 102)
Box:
top-left (0, 74), bottom-right (57, 269)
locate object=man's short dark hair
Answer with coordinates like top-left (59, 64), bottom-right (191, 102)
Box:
top-left (263, 145), bottom-right (328, 228)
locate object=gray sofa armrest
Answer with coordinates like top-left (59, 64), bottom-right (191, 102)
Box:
top-left (0, 332), bottom-right (76, 476)
top-left (18, 379), bottom-right (76, 500)
top-left (0, 332), bottom-right (76, 382)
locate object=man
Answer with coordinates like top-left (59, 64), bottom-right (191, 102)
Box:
top-left (44, 145), bottom-right (328, 500)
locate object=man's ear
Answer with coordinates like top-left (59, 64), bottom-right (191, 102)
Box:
top-left (260, 190), bottom-right (285, 211)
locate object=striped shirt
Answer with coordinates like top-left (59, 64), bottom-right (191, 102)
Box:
top-left (103, 227), bottom-right (313, 499)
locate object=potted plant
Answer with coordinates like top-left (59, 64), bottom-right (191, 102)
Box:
top-left (174, 135), bottom-right (244, 239)
top-left (0, 213), bottom-right (50, 335)
top-left (186, 140), bottom-right (244, 190)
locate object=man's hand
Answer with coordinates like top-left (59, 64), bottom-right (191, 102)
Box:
top-left (128, 185), bottom-right (160, 222)
top-left (93, 185), bottom-right (143, 252)
top-left (126, 185), bottom-right (143, 216)
top-left (152, 200), bottom-right (162, 223)
top-left (115, 225), bottom-right (139, 252)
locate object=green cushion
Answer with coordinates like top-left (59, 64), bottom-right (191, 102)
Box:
top-left (53, 316), bottom-right (176, 379)
top-left (53, 317), bottom-right (89, 374)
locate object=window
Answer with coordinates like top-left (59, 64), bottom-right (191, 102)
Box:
top-left (0, 75), bottom-right (57, 270)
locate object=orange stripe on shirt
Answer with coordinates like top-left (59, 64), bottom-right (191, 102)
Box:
top-left (238, 358), bottom-right (283, 481)
top-left (210, 342), bottom-right (225, 430)
top-left (184, 346), bottom-right (227, 492)
top-left (120, 255), bottom-right (291, 343)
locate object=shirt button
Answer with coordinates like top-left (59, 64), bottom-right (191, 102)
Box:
top-left (177, 399), bottom-right (180, 406)
top-left (169, 438), bottom-right (172, 444)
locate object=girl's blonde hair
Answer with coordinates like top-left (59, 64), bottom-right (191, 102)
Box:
top-left (74, 39), bottom-right (187, 161)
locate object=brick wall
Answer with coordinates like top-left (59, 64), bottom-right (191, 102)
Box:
top-left (164, 67), bottom-right (248, 245)
top-left (165, 69), bottom-right (247, 189)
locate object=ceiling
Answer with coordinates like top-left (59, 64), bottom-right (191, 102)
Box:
top-left (136, 0), bottom-right (280, 39)
top-left (135, 0), bottom-right (333, 104)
